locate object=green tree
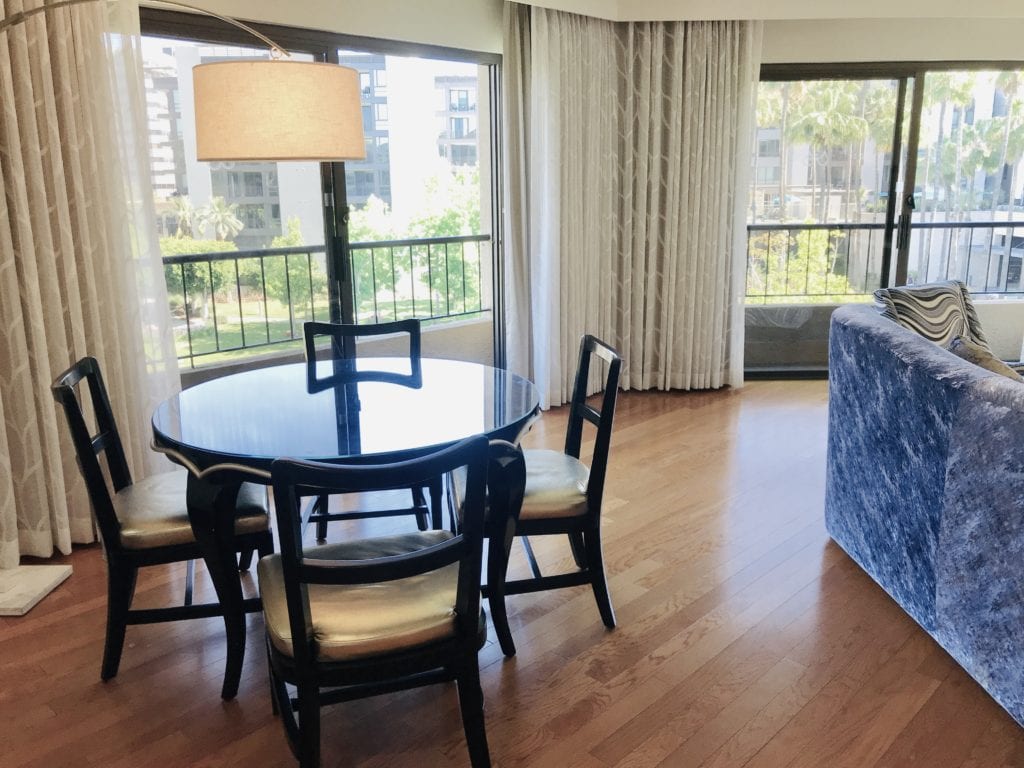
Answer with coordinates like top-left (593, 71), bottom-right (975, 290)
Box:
top-left (863, 82), bottom-right (897, 218)
top-left (407, 167), bottom-right (481, 237)
top-left (160, 236), bottom-right (238, 319)
top-left (346, 170), bottom-right (484, 321)
top-left (787, 81), bottom-right (869, 220)
top-left (988, 71), bottom-right (1024, 218)
top-left (171, 195), bottom-right (196, 238)
top-left (197, 196), bottom-right (243, 241)
top-left (746, 228), bottom-right (856, 304)
top-left (348, 195), bottom-right (397, 243)
top-left (258, 217), bottom-right (329, 314)
top-left (911, 72), bottom-right (976, 280)
top-left (271, 217), bottom-right (305, 248)
top-left (928, 72), bottom-right (976, 218)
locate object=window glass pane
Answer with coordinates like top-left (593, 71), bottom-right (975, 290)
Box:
top-left (747, 79), bottom-right (899, 305)
top-left (337, 50), bottom-right (492, 326)
top-left (908, 69), bottom-right (1024, 294)
top-left (142, 38), bottom-right (324, 250)
top-left (142, 36), bottom-right (327, 366)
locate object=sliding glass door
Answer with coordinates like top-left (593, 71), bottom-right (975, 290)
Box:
top-left (140, 9), bottom-right (502, 372)
top-left (747, 77), bottom-right (907, 304)
top-left (745, 74), bottom-right (912, 371)
top-left (746, 64), bottom-right (1024, 373)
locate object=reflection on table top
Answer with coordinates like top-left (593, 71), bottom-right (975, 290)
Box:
top-left (152, 358), bottom-right (539, 470)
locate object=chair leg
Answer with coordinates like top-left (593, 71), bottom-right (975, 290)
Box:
top-left (257, 530), bottom-right (275, 559)
top-left (101, 561), bottom-right (138, 680)
top-left (486, 534), bottom-right (516, 657)
top-left (314, 495), bottom-right (329, 542)
top-left (296, 682), bottom-right (321, 768)
top-left (267, 647), bottom-right (281, 717)
top-left (184, 558), bottom-right (195, 605)
top-left (456, 659), bottom-right (492, 768)
top-left (238, 547), bottom-right (256, 572)
top-left (585, 529), bottom-right (615, 629)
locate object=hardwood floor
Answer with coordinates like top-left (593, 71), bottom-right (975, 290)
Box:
top-left (3, 380), bottom-right (1023, 767)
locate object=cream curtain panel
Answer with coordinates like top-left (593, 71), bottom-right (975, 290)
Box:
top-left (0, 0), bottom-right (180, 569)
top-left (503, 3), bottom-right (761, 407)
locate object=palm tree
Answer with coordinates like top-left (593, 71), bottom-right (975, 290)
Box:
top-left (916, 72), bottom-right (976, 280)
top-left (864, 83), bottom-right (897, 221)
top-left (788, 81), bottom-right (868, 221)
top-left (197, 197), bottom-right (243, 241)
top-left (171, 195), bottom-right (195, 238)
top-left (754, 84), bottom-right (784, 222)
top-left (988, 71), bottom-right (1023, 218)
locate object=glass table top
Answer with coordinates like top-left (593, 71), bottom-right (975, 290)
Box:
top-left (152, 358), bottom-right (539, 469)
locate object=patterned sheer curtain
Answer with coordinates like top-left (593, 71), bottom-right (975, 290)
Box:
top-left (503, 3), bottom-right (761, 407)
top-left (0, 0), bottom-right (180, 569)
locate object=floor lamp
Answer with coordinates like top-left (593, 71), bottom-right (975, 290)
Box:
top-left (0, 0), bottom-right (365, 616)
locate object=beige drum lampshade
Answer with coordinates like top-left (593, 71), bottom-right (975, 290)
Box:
top-left (193, 59), bottom-right (366, 162)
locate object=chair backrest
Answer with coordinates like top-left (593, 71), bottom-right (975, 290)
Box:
top-left (485, 440), bottom-right (527, 539)
top-left (873, 280), bottom-right (989, 349)
top-left (303, 319), bottom-right (422, 364)
top-left (303, 320), bottom-right (423, 390)
top-left (50, 357), bottom-right (131, 549)
top-left (565, 335), bottom-right (622, 514)
top-left (270, 434), bottom-right (489, 670)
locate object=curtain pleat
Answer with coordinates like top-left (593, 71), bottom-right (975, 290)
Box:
top-left (504, 4), bottom-right (762, 405)
top-left (0, 1), bottom-right (180, 568)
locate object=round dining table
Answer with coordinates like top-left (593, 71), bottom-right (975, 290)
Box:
top-left (151, 357), bottom-right (539, 699)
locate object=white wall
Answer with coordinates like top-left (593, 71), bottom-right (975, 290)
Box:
top-left (176, 0), bottom-right (505, 54)
top-left (974, 302), bottom-right (1024, 361)
top-left (762, 18), bottom-right (1024, 63)
top-left (176, 2), bottom-right (1024, 77)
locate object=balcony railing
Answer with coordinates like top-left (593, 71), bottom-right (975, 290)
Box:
top-left (745, 220), bottom-right (1024, 304)
top-left (163, 234), bottom-right (491, 369)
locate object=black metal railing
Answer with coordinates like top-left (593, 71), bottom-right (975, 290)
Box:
top-left (349, 234), bottom-right (490, 324)
top-left (745, 220), bottom-right (1024, 304)
top-left (905, 221), bottom-right (1024, 294)
top-left (163, 234), bottom-right (491, 368)
top-left (746, 223), bottom-right (885, 304)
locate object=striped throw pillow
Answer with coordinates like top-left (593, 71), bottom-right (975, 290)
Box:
top-left (874, 280), bottom-right (990, 350)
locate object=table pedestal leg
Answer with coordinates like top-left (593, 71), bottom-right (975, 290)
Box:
top-left (187, 476), bottom-right (245, 700)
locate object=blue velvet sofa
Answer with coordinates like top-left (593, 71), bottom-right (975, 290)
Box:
top-left (826, 303), bottom-right (1024, 726)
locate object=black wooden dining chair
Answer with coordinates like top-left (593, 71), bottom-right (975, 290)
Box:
top-left (51, 357), bottom-right (273, 680)
top-left (454, 334), bottom-right (622, 656)
top-left (302, 319), bottom-right (442, 537)
top-left (260, 435), bottom-right (517, 768)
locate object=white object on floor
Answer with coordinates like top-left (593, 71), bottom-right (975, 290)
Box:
top-left (0, 565), bottom-right (72, 616)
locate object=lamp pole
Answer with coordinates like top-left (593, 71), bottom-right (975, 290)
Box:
top-left (322, 162), bottom-right (356, 335)
top-left (0, 0), bottom-right (284, 50)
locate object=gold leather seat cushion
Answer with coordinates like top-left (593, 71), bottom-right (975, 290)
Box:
top-left (520, 449), bottom-right (589, 520)
top-left (112, 470), bottom-right (269, 550)
top-left (452, 449), bottom-right (589, 523)
top-left (258, 530), bottom-right (462, 662)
